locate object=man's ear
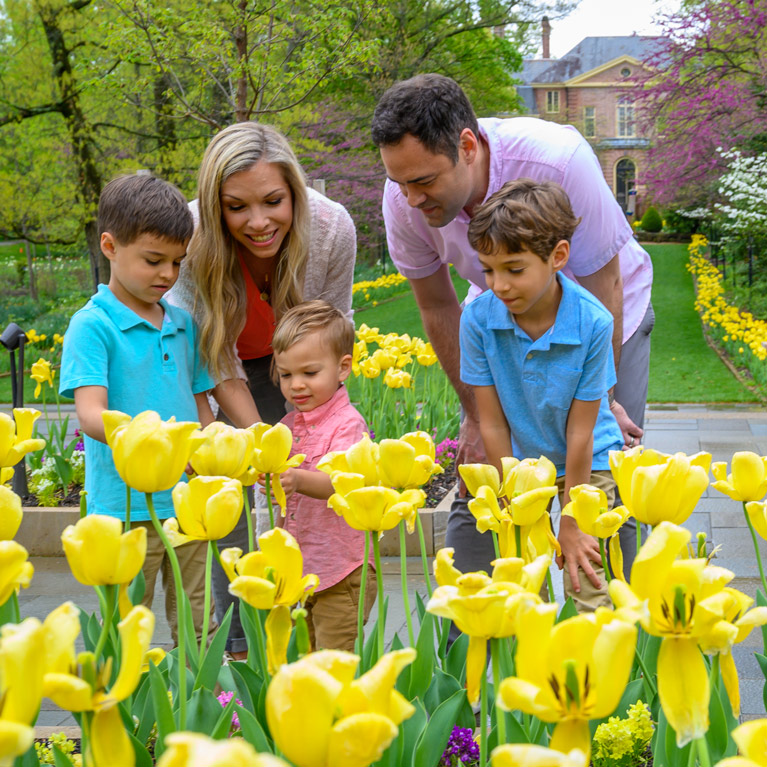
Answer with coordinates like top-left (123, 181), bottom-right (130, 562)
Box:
top-left (550, 240), bottom-right (570, 272)
top-left (458, 128), bottom-right (480, 164)
top-left (100, 232), bottom-right (118, 261)
top-left (338, 353), bottom-right (352, 383)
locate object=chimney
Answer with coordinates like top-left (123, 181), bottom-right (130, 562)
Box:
top-left (542, 16), bottom-right (551, 59)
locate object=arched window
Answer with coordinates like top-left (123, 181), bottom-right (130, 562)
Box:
top-left (615, 158), bottom-right (636, 212)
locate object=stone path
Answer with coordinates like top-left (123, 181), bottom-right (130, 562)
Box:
top-left (13, 403), bottom-right (767, 729)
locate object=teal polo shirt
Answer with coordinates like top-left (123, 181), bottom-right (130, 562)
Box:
top-left (459, 274), bottom-right (623, 476)
top-left (60, 285), bottom-right (214, 520)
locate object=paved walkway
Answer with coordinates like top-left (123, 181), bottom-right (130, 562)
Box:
top-left (15, 403), bottom-right (767, 728)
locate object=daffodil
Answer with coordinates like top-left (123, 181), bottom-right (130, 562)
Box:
top-left (715, 719), bottom-right (767, 767)
top-left (0, 485), bottom-right (22, 540)
top-left (496, 603), bottom-right (637, 758)
top-left (0, 409), bottom-right (45, 468)
top-left (0, 541), bottom-right (33, 605)
top-left (427, 549), bottom-right (547, 704)
top-left (562, 484), bottom-right (630, 538)
top-left (712, 452), bottom-right (767, 502)
top-left (103, 410), bottom-right (205, 494)
top-left (250, 422), bottom-right (305, 508)
top-left (61, 514), bottom-right (146, 586)
top-left (0, 617), bottom-right (45, 767)
top-left (156, 733), bottom-right (290, 767)
top-left (613, 450), bottom-right (710, 526)
top-left (190, 422), bottom-right (258, 484)
top-left (30, 358), bottom-right (55, 399)
top-left (164, 476), bottom-right (243, 543)
top-left (609, 522), bottom-right (767, 744)
top-left (266, 648), bottom-right (415, 767)
top-left (377, 432), bottom-right (442, 490)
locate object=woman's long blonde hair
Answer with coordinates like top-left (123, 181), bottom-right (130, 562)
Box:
top-left (188, 122), bottom-right (310, 381)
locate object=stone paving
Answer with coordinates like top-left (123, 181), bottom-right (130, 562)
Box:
top-left (12, 403), bottom-right (767, 729)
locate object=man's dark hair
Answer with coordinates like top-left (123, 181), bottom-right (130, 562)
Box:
top-left (371, 74), bottom-right (479, 163)
top-left (98, 174), bottom-right (193, 245)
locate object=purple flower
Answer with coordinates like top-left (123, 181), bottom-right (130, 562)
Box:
top-left (440, 725), bottom-right (479, 766)
top-left (217, 690), bottom-right (243, 732)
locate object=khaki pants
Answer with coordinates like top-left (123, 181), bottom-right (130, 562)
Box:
top-left (555, 470), bottom-right (615, 613)
top-left (305, 564), bottom-right (377, 652)
top-left (133, 522), bottom-right (214, 646)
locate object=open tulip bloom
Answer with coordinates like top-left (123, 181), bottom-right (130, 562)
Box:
top-left (156, 732), bottom-right (290, 767)
top-left (0, 409), bottom-right (46, 469)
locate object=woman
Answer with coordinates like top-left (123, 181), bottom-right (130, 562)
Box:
top-left (169, 121), bottom-right (356, 657)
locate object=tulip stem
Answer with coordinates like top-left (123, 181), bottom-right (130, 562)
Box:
top-left (372, 534), bottom-right (385, 658)
top-left (491, 530), bottom-right (500, 560)
top-left (479, 662), bottom-right (488, 767)
top-left (145, 493), bottom-right (187, 729)
top-left (124, 484), bottom-right (131, 532)
top-left (599, 538), bottom-right (612, 582)
top-left (198, 542), bottom-right (214, 669)
top-left (490, 638), bottom-right (506, 746)
top-left (545, 568), bottom-right (555, 605)
top-left (695, 737), bottom-right (712, 767)
top-left (9, 592), bottom-right (19, 624)
top-left (264, 474), bottom-right (275, 529)
top-left (415, 513), bottom-right (433, 597)
top-left (742, 502), bottom-right (767, 597)
top-left (514, 525), bottom-right (522, 558)
top-left (93, 584), bottom-right (116, 662)
top-left (357, 533), bottom-right (370, 660)
top-left (243, 486), bottom-right (254, 553)
top-left (399, 522), bottom-right (415, 647)
top-left (634, 644), bottom-right (657, 697)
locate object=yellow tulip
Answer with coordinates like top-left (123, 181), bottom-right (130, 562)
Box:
top-left (88, 705), bottom-right (134, 767)
top-left (250, 422), bottom-right (305, 508)
top-left (0, 720), bottom-right (34, 767)
top-left (228, 527), bottom-right (319, 608)
top-left (61, 514), bottom-right (146, 586)
top-left (351, 340), bottom-right (368, 377)
top-left (103, 410), bottom-right (205, 494)
top-left (621, 451), bottom-right (710, 526)
top-left (318, 433), bottom-right (380, 486)
top-left (358, 358), bottom-right (381, 379)
top-left (459, 457), bottom-right (520, 498)
top-left (427, 556), bottom-right (546, 705)
top-left (745, 501), bottom-right (767, 540)
top-left (166, 476), bottom-right (243, 543)
top-left (0, 541), bottom-right (33, 605)
top-left (371, 347), bottom-right (397, 370)
top-left (156, 732), bottom-right (290, 767)
top-left (714, 719), bottom-right (767, 767)
top-left (496, 603), bottom-right (636, 759)
top-left (356, 324), bottom-right (382, 344)
top-left (0, 485), bottom-right (22, 540)
top-left (30, 358), bottom-right (54, 399)
top-left (562, 484), bottom-right (630, 538)
top-left (266, 648), bottom-right (415, 767)
top-left (383, 368), bottom-right (411, 388)
top-left (491, 745), bottom-right (588, 767)
top-left (378, 432), bottom-right (442, 490)
top-left (328, 486), bottom-right (424, 533)
top-left (190, 422), bottom-right (257, 484)
top-left (415, 342), bottom-right (437, 367)
top-left (0, 409), bottom-right (45, 468)
top-left (712, 452), bottom-right (767, 502)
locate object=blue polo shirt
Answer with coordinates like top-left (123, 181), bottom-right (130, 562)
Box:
top-left (460, 274), bottom-right (622, 476)
top-left (60, 285), bottom-right (214, 520)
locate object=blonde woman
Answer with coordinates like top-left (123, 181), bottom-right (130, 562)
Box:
top-left (168, 121), bottom-right (356, 658)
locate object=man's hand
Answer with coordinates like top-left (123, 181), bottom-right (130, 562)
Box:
top-left (456, 415), bottom-right (487, 496)
top-left (610, 399), bottom-right (643, 449)
top-left (556, 516), bottom-right (603, 592)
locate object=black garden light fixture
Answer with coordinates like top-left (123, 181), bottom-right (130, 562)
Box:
top-left (0, 322), bottom-right (28, 496)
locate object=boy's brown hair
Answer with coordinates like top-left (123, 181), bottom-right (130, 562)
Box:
top-left (98, 174), bottom-right (193, 245)
top-left (271, 300), bottom-right (355, 382)
top-left (468, 179), bottom-right (581, 261)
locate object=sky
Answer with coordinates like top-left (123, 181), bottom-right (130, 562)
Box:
top-left (537, 0), bottom-right (681, 58)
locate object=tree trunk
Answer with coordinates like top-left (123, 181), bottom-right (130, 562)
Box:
top-left (24, 240), bottom-right (38, 301)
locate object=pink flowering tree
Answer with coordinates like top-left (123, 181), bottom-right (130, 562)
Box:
top-left (635, 0), bottom-right (767, 207)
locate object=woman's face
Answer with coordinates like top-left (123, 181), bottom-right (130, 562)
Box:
top-left (220, 160), bottom-right (294, 260)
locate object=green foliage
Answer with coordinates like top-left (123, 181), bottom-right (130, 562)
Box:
top-left (640, 206), bottom-right (663, 233)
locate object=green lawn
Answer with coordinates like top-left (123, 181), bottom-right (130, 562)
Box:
top-left (646, 243), bottom-right (758, 402)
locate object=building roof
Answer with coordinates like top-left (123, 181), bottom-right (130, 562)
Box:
top-left (520, 35), bottom-right (666, 85)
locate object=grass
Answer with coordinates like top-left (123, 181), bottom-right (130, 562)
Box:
top-left (646, 242), bottom-right (758, 402)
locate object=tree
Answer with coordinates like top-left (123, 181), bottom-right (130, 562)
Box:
top-left (635, 0), bottom-right (767, 207)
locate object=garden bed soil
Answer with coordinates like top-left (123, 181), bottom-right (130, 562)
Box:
top-left (21, 484), bottom-right (83, 508)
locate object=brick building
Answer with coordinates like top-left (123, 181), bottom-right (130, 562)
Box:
top-left (516, 20), bottom-right (665, 217)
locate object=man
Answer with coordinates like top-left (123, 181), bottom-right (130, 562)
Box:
top-left (371, 73), bottom-right (654, 577)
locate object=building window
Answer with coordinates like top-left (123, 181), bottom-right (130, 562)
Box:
top-left (620, 67), bottom-right (631, 77)
top-left (617, 99), bottom-right (635, 137)
top-left (546, 91), bottom-right (560, 113)
top-left (583, 106), bottom-right (596, 137)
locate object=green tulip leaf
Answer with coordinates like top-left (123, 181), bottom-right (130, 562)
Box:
top-left (412, 689), bottom-right (467, 767)
top-left (194, 603), bottom-right (233, 691)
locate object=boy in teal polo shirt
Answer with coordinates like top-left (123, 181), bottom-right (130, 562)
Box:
top-left (60, 174), bottom-right (215, 642)
top-left (459, 179), bottom-right (623, 611)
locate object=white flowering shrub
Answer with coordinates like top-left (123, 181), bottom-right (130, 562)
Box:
top-left (716, 148), bottom-right (767, 236)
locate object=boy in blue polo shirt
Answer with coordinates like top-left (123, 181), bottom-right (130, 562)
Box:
top-left (460, 179), bottom-right (623, 610)
top-left (60, 174), bottom-right (215, 643)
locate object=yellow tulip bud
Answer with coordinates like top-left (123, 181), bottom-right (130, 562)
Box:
top-left (0, 617), bottom-right (45, 726)
top-left (103, 410), bottom-right (205, 494)
top-left (61, 515), bottom-right (146, 586)
top-left (0, 485), bottom-right (22, 540)
top-left (170, 476), bottom-right (243, 541)
top-left (190, 422), bottom-right (257, 482)
top-left (156, 732), bottom-right (291, 767)
top-left (712, 452), bottom-right (767, 502)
